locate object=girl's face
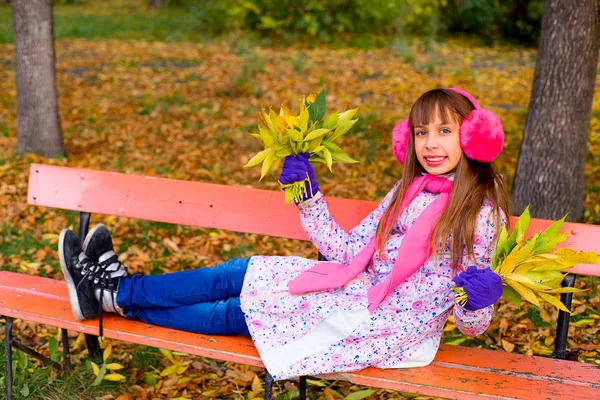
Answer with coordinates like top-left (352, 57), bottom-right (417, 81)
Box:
top-left (413, 110), bottom-right (463, 175)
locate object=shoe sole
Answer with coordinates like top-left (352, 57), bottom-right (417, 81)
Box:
top-left (59, 229), bottom-right (85, 321)
top-left (82, 223), bottom-right (106, 253)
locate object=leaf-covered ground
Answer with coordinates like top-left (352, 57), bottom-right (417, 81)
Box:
top-left (1, 15), bottom-right (600, 400)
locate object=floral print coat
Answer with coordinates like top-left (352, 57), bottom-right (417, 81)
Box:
top-left (240, 178), bottom-right (502, 380)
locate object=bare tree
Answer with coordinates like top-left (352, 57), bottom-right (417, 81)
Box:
top-left (148, 0), bottom-right (165, 9)
top-left (12, 0), bottom-right (64, 157)
top-left (511, 0), bottom-right (600, 221)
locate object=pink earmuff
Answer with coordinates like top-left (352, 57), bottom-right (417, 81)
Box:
top-left (391, 88), bottom-right (504, 164)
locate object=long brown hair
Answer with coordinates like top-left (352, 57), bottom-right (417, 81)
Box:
top-left (375, 88), bottom-right (510, 267)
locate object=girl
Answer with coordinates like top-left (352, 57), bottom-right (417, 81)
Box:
top-left (59, 88), bottom-right (510, 380)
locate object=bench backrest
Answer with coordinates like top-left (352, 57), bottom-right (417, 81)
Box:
top-left (28, 163), bottom-right (600, 276)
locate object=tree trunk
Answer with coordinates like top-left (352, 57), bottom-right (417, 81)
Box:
top-left (12, 0), bottom-right (65, 157)
top-left (511, 0), bottom-right (600, 222)
top-left (148, 0), bottom-right (165, 9)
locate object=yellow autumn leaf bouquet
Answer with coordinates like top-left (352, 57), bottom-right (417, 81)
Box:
top-left (453, 206), bottom-right (600, 313)
top-left (243, 89), bottom-right (360, 203)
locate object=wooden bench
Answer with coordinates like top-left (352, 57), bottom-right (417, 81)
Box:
top-left (2, 163), bottom-right (600, 400)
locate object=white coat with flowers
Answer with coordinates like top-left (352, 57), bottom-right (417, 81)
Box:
top-left (239, 177), bottom-right (501, 380)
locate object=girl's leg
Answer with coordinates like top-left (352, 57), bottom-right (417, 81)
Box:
top-left (116, 257), bottom-right (250, 310)
top-left (127, 297), bottom-right (250, 336)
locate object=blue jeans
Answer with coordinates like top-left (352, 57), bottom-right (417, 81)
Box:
top-left (116, 257), bottom-right (251, 336)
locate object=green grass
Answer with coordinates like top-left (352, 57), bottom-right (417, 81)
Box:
top-left (53, 14), bottom-right (203, 42)
top-left (0, 1), bottom-right (212, 44)
top-left (129, 345), bottom-right (162, 372)
top-left (353, 112), bottom-right (382, 164)
top-left (0, 334), bottom-right (123, 400)
top-left (0, 120), bottom-right (9, 137)
top-left (526, 307), bottom-right (552, 328)
top-left (0, 6), bottom-right (10, 43)
top-left (0, 223), bottom-right (64, 276)
top-left (0, 1), bottom-right (417, 49)
top-left (0, 215), bottom-right (226, 276)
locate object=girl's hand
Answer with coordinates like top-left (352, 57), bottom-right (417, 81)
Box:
top-left (278, 153), bottom-right (320, 202)
top-left (452, 266), bottom-right (502, 311)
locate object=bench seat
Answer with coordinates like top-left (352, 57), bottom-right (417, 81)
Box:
top-left (2, 271), bottom-right (599, 400)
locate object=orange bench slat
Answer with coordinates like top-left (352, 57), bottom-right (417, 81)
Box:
top-left (27, 164), bottom-right (375, 242)
top-left (2, 272), bottom-right (600, 400)
top-left (526, 218), bottom-right (600, 276)
top-left (0, 272), bottom-right (262, 367)
top-left (27, 164), bottom-right (600, 276)
top-left (5, 271), bottom-right (596, 388)
top-left (336, 362), bottom-right (600, 400)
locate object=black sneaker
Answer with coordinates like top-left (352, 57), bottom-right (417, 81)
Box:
top-left (90, 253), bottom-right (128, 338)
top-left (83, 223), bottom-right (114, 261)
top-left (82, 224), bottom-right (130, 335)
top-left (59, 229), bottom-right (98, 321)
top-left (82, 223), bottom-right (129, 292)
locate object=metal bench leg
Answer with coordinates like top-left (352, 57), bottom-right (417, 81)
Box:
top-left (3, 316), bottom-right (70, 400)
top-left (299, 375), bottom-right (307, 400)
top-left (553, 274), bottom-right (579, 360)
top-left (4, 316), bottom-right (14, 400)
top-left (262, 372), bottom-right (306, 399)
top-left (61, 328), bottom-right (71, 369)
top-left (264, 370), bottom-right (274, 400)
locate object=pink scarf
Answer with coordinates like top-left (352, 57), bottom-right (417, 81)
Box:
top-left (288, 174), bottom-right (453, 313)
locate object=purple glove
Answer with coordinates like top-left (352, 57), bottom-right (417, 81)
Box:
top-left (278, 153), bottom-right (320, 202)
top-left (452, 266), bottom-right (502, 311)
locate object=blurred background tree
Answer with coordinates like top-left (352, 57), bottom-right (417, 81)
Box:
top-left (12, 0), bottom-right (64, 157)
top-left (148, 0), bottom-right (164, 9)
top-left (512, 0), bottom-right (600, 221)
